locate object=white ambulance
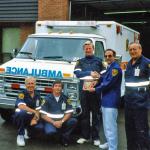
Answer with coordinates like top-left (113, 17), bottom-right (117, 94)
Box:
top-left (0, 21), bottom-right (139, 121)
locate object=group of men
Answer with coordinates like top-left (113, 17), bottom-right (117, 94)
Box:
top-left (14, 78), bottom-right (77, 147)
top-left (13, 40), bottom-right (150, 150)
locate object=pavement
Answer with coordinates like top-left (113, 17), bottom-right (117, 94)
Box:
top-left (0, 109), bottom-right (146, 150)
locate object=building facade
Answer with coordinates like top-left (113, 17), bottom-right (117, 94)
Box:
top-left (0, 0), bottom-right (69, 63)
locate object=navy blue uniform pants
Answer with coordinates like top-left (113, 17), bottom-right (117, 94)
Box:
top-left (80, 91), bottom-right (100, 140)
top-left (125, 108), bottom-right (150, 150)
top-left (14, 110), bottom-right (43, 135)
top-left (43, 118), bottom-right (77, 141)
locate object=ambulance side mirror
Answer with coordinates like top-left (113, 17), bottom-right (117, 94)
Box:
top-left (12, 48), bottom-right (19, 58)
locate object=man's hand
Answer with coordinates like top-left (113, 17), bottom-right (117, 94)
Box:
top-left (88, 87), bottom-right (96, 92)
top-left (91, 71), bottom-right (100, 78)
top-left (53, 120), bottom-right (63, 128)
top-left (34, 110), bottom-right (40, 120)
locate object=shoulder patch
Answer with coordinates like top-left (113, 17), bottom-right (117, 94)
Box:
top-left (67, 99), bottom-right (72, 105)
top-left (18, 93), bottom-right (24, 99)
top-left (148, 64), bottom-right (150, 68)
top-left (112, 69), bottom-right (118, 76)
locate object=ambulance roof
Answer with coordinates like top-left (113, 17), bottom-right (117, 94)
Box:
top-left (29, 33), bottom-right (105, 40)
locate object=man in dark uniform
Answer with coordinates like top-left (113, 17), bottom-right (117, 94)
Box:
top-left (74, 40), bottom-right (103, 146)
top-left (14, 77), bottom-right (43, 146)
top-left (124, 42), bottom-right (150, 150)
top-left (40, 80), bottom-right (77, 147)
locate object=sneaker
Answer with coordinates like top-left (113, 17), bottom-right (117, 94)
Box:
top-left (24, 129), bottom-right (30, 139)
top-left (61, 139), bottom-right (69, 147)
top-left (77, 138), bottom-right (88, 144)
top-left (93, 139), bottom-right (100, 146)
top-left (99, 142), bottom-right (108, 149)
top-left (17, 135), bottom-right (25, 146)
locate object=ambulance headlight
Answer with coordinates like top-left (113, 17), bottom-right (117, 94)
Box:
top-left (67, 83), bottom-right (77, 90)
top-left (67, 92), bottom-right (77, 99)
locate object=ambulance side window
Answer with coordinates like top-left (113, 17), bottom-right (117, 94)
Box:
top-left (95, 41), bottom-right (104, 59)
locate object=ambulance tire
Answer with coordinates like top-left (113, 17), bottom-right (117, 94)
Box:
top-left (0, 109), bottom-right (14, 122)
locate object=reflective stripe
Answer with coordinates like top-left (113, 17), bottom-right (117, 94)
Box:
top-left (40, 110), bottom-right (47, 115)
top-left (18, 103), bottom-right (26, 106)
top-left (74, 68), bottom-right (81, 71)
top-left (100, 70), bottom-right (106, 74)
top-left (15, 108), bottom-right (21, 112)
top-left (40, 110), bottom-right (64, 119)
top-left (125, 81), bottom-right (150, 87)
top-left (36, 106), bottom-right (41, 110)
top-left (15, 108), bottom-right (32, 114)
top-left (65, 109), bottom-right (74, 113)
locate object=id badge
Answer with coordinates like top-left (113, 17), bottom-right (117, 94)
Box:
top-left (36, 99), bottom-right (40, 107)
top-left (134, 67), bottom-right (140, 76)
top-left (62, 102), bottom-right (66, 110)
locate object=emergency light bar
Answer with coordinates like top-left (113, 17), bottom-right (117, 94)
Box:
top-left (37, 21), bottom-right (98, 27)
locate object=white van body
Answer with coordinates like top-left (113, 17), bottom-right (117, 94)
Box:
top-left (0, 21), bottom-right (139, 120)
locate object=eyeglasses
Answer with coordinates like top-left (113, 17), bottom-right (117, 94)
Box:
top-left (104, 55), bottom-right (113, 58)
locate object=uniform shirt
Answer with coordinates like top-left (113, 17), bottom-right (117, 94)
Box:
top-left (95, 61), bottom-right (122, 108)
top-left (74, 55), bottom-right (103, 78)
top-left (40, 93), bottom-right (74, 120)
top-left (124, 55), bottom-right (150, 108)
top-left (15, 89), bottom-right (41, 110)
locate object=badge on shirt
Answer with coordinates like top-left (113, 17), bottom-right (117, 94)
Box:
top-left (36, 99), bottom-right (40, 107)
top-left (148, 64), bottom-right (150, 68)
top-left (18, 93), bottom-right (24, 99)
top-left (112, 69), bottom-right (118, 76)
top-left (62, 101), bottom-right (66, 110)
top-left (134, 67), bottom-right (140, 76)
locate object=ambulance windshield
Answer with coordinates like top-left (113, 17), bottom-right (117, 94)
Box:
top-left (16, 37), bottom-right (104, 61)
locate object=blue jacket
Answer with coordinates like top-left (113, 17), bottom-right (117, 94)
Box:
top-left (40, 93), bottom-right (74, 120)
top-left (124, 55), bottom-right (150, 109)
top-left (15, 89), bottom-right (41, 110)
top-left (74, 55), bottom-right (103, 78)
top-left (95, 61), bottom-right (122, 108)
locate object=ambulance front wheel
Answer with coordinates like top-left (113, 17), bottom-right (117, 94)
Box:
top-left (0, 109), bottom-right (14, 122)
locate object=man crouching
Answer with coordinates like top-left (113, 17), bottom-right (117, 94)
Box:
top-left (14, 76), bottom-right (43, 146)
top-left (40, 80), bottom-right (77, 147)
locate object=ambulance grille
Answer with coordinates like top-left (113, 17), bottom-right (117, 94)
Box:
top-left (4, 75), bottom-right (55, 98)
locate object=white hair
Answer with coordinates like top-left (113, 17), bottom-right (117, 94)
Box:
top-left (25, 76), bottom-right (36, 85)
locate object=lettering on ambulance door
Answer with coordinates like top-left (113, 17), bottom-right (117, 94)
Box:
top-left (95, 41), bottom-right (104, 59)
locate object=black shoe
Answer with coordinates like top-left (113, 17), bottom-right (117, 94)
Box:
top-left (61, 139), bottom-right (69, 147)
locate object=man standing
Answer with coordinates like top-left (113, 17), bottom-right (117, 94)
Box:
top-left (124, 42), bottom-right (150, 150)
top-left (89, 49), bottom-right (122, 150)
top-left (14, 77), bottom-right (43, 146)
top-left (40, 80), bottom-right (77, 147)
top-left (74, 40), bottom-right (103, 146)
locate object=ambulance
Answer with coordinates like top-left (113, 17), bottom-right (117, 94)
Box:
top-left (0, 21), bottom-right (139, 121)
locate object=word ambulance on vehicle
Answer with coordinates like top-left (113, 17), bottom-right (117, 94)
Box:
top-left (0, 21), bottom-right (139, 121)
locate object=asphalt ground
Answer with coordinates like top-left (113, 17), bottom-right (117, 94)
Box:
top-left (0, 109), bottom-right (149, 150)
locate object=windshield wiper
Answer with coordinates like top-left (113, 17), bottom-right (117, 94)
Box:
top-left (43, 56), bottom-right (71, 63)
top-left (43, 56), bottom-right (63, 59)
top-left (19, 51), bottom-right (32, 55)
top-left (19, 51), bottom-right (35, 60)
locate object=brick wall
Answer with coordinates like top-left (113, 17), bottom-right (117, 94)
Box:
top-left (38, 0), bottom-right (69, 20)
top-left (20, 24), bottom-right (34, 45)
